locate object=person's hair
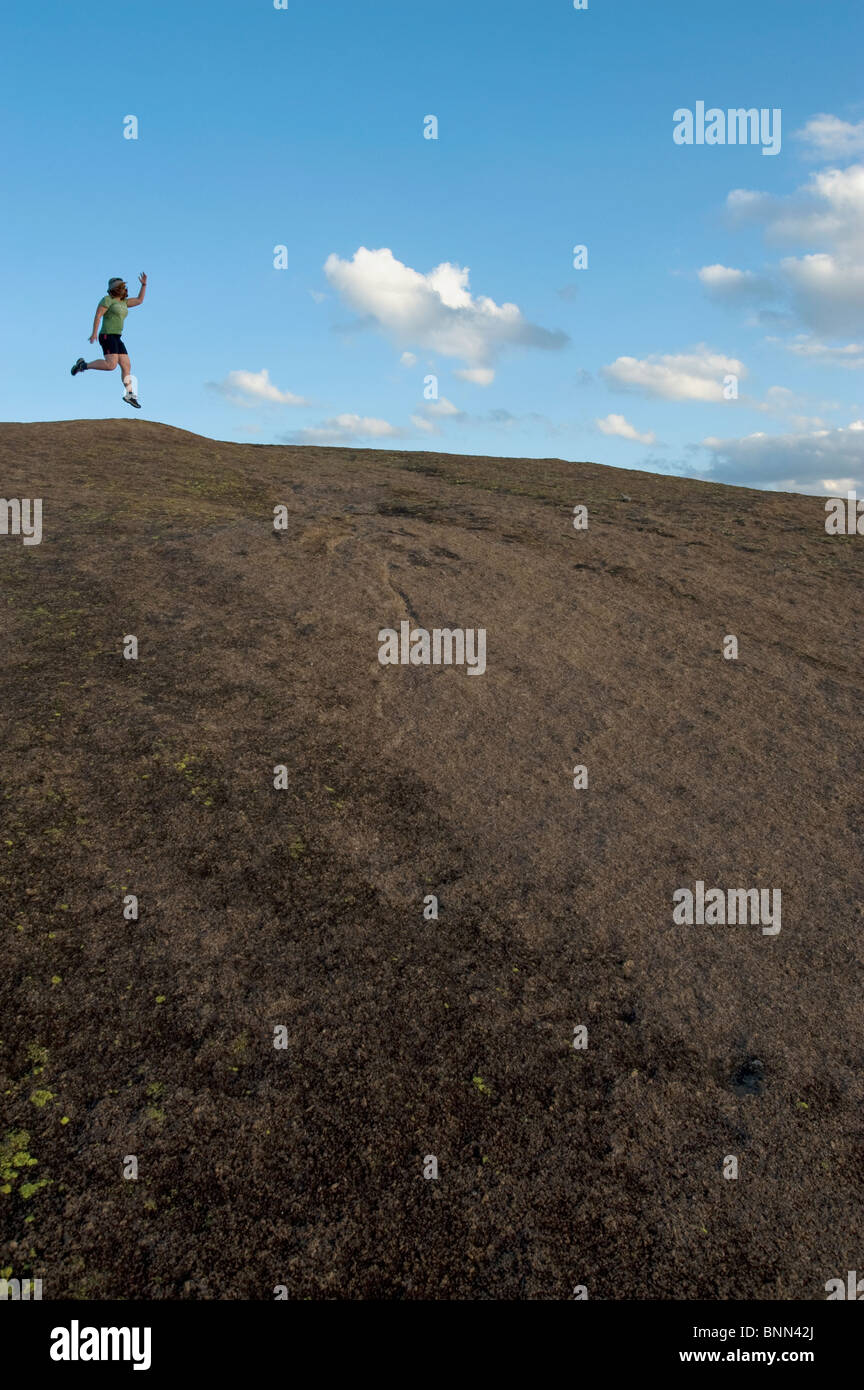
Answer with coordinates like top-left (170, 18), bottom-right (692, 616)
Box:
top-left (109, 283), bottom-right (126, 298)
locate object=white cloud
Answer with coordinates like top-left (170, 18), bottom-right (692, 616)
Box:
top-left (761, 385), bottom-right (795, 408)
top-left (822, 477), bottom-right (860, 491)
top-left (413, 401), bottom-right (566, 436)
top-left (409, 396), bottom-right (465, 434)
top-left (779, 251), bottom-right (864, 337)
top-left (698, 264), bottom-right (748, 291)
top-left (454, 366), bottom-right (496, 386)
top-left (698, 264), bottom-right (775, 303)
top-left (727, 165), bottom-right (864, 253)
top-left (726, 163), bottom-right (864, 333)
top-left (595, 413), bottom-right (656, 444)
top-left (399, 351), bottom-right (417, 367)
top-left (423, 396), bottom-right (462, 417)
top-left (209, 369), bottom-right (308, 407)
top-left (779, 334), bottom-right (864, 367)
top-left (794, 113), bottom-right (864, 161)
top-left (752, 385), bottom-right (825, 429)
top-left (323, 246), bottom-right (567, 372)
top-left (281, 413), bottom-right (402, 445)
top-left (601, 346), bottom-right (746, 401)
top-left (697, 420), bottom-right (864, 492)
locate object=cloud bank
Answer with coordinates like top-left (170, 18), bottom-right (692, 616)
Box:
top-left (699, 420), bottom-right (864, 493)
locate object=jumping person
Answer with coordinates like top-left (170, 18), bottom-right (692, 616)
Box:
top-left (71, 273), bottom-right (147, 408)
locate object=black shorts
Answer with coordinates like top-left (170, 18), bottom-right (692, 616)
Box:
top-left (99, 333), bottom-right (127, 356)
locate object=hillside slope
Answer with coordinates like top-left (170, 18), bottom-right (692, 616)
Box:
top-left (1, 419), bottom-right (862, 1298)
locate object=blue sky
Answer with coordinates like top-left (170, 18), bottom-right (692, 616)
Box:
top-left (2, 0), bottom-right (864, 492)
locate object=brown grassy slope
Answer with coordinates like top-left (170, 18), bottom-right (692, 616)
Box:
top-left (1, 418), bottom-right (862, 1299)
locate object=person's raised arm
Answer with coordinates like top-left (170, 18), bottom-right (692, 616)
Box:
top-left (127, 271), bottom-right (147, 308)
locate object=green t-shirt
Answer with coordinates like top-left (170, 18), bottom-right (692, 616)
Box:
top-left (99, 295), bottom-right (128, 335)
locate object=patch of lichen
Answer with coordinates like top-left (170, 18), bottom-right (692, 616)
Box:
top-left (0, 1129), bottom-right (50, 1199)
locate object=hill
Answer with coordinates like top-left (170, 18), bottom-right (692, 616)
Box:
top-left (1, 418), bottom-right (862, 1298)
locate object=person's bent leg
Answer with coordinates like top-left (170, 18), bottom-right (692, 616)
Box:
top-left (86, 353), bottom-right (118, 371)
top-left (119, 356), bottom-right (140, 406)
